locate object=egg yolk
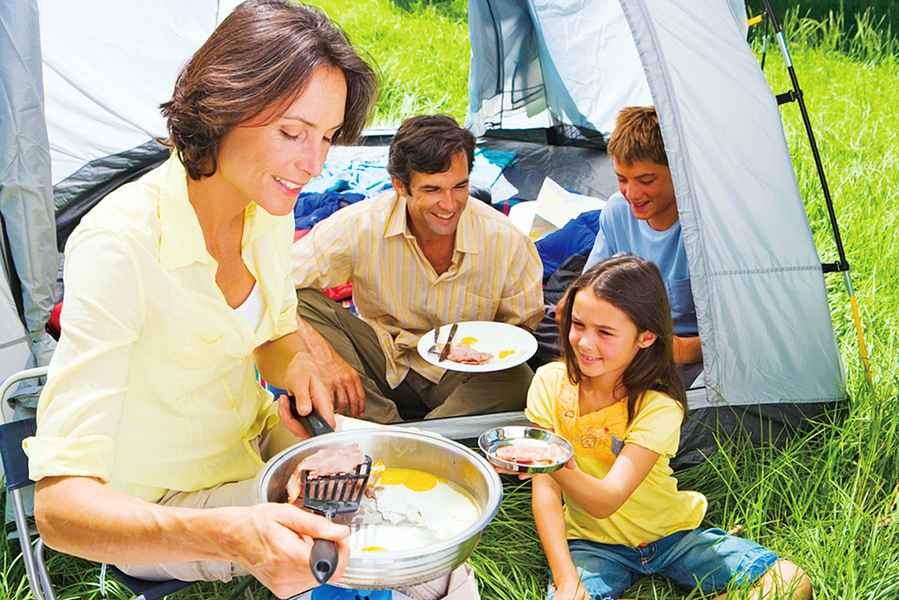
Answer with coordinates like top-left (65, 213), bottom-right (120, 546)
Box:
top-left (460, 336), bottom-right (479, 345)
top-left (498, 350), bottom-right (515, 359)
top-left (379, 467), bottom-right (445, 492)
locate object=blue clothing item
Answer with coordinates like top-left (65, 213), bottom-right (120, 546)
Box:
top-left (311, 585), bottom-right (393, 600)
top-left (547, 528), bottom-right (779, 600)
top-left (583, 193), bottom-right (697, 336)
top-left (536, 209), bottom-right (601, 281)
top-left (302, 147), bottom-right (517, 200)
top-left (294, 192), bottom-right (366, 230)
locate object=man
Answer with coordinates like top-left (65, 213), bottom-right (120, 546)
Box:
top-left (292, 114), bottom-right (544, 423)
top-left (584, 106), bottom-right (703, 373)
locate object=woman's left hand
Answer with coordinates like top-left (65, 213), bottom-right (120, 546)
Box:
top-left (278, 356), bottom-right (337, 438)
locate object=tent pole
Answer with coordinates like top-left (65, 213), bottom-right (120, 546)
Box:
top-left (760, 0), bottom-right (872, 382)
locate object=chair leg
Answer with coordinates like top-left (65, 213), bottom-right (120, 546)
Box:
top-left (33, 538), bottom-right (57, 600)
top-left (10, 489), bottom-right (44, 600)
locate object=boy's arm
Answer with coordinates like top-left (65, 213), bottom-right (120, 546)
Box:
top-left (673, 335), bottom-right (702, 364)
top-left (532, 474), bottom-right (580, 588)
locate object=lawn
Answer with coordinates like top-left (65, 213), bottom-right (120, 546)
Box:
top-left (2, 2), bottom-right (896, 599)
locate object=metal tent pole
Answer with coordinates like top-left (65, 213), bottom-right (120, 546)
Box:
top-left (760, 0), bottom-right (872, 381)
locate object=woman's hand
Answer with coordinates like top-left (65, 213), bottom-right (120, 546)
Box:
top-left (279, 354), bottom-right (337, 438)
top-left (218, 503), bottom-right (351, 599)
top-left (552, 575), bottom-right (590, 600)
top-left (311, 348), bottom-right (365, 418)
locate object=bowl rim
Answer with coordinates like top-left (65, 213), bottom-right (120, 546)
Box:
top-left (478, 425), bottom-right (575, 474)
top-left (256, 428), bottom-right (503, 563)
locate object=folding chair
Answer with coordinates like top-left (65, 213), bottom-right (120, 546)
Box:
top-left (0, 367), bottom-right (193, 600)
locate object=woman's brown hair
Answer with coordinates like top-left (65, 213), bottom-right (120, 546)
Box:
top-left (160, 0), bottom-right (378, 180)
top-left (557, 255), bottom-right (687, 425)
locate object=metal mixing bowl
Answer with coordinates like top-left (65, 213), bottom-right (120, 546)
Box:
top-left (257, 428), bottom-right (502, 589)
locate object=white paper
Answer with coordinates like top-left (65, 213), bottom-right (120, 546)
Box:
top-left (534, 177), bottom-right (605, 229)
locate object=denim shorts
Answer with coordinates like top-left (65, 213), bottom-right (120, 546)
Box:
top-left (546, 527), bottom-right (779, 600)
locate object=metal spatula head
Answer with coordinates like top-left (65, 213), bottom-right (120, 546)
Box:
top-left (302, 455), bottom-right (373, 517)
top-left (300, 455), bottom-right (372, 585)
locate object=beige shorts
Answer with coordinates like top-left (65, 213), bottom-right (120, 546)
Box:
top-left (116, 417), bottom-right (480, 599)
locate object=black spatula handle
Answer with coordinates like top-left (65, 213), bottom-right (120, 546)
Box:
top-left (287, 395), bottom-right (334, 437)
top-left (310, 538), bottom-right (338, 584)
top-left (286, 395), bottom-right (339, 584)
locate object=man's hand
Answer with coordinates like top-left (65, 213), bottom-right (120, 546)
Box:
top-left (279, 354), bottom-right (337, 438)
top-left (218, 503), bottom-right (350, 599)
top-left (552, 575), bottom-right (589, 600)
top-left (311, 349), bottom-right (365, 418)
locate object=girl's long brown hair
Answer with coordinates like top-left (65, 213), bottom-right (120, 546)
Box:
top-left (557, 255), bottom-right (687, 425)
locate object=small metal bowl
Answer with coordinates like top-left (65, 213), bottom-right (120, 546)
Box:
top-left (478, 426), bottom-right (574, 474)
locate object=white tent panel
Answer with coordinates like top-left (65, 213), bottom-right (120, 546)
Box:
top-left (38, 1), bottom-right (224, 182)
top-left (528, 0), bottom-right (651, 135)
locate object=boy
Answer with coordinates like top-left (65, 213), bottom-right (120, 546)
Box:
top-left (584, 106), bottom-right (702, 369)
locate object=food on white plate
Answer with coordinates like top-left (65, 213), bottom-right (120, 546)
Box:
top-left (495, 441), bottom-right (569, 465)
top-left (286, 443), bottom-right (366, 504)
top-left (438, 342), bottom-right (493, 365)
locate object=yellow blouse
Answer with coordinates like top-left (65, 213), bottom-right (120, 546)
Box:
top-left (24, 154), bottom-right (297, 501)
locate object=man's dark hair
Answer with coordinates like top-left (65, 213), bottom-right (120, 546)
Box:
top-left (160, 0), bottom-right (378, 180)
top-left (387, 115), bottom-right (476, 191)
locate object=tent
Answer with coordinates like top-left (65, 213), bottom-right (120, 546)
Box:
top-left (0, 0), bottom-right (58, 422)
top-left (1, 0), bottom-right (846, 465)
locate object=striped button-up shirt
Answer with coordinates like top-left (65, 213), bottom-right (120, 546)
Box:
top-left (292, 191), bottom-right (544, 387)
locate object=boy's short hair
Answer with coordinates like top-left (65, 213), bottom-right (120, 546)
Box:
top-left (607, 106), bottom-right (668, 167)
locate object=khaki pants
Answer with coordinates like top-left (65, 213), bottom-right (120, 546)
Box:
top-left (116, 419), bottom-right (480, 599)
top-left (296, 289), bottom-right (533, 424)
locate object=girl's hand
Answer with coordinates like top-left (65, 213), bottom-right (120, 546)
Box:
top-left (553, 576), bottom-right (589, 600)
top-left (492, 465), bottom-right (535, 481)
top-left (492, 458), bottom-right (579, 481)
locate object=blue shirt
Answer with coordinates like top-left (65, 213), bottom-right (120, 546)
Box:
top-left (583, 193), bottom-right (697, 336)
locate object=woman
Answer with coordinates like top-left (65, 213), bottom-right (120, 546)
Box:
top-left (24, 1), bottom-right (377, 597)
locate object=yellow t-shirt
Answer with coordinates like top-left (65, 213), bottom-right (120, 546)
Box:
top-left (23, 154), bottom-right (298, 501)
top-left (525, 362), bottom-right (707, 547)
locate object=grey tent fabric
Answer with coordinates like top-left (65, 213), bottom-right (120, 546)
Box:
top-left (468, 0), bottom-right (844, 411)
top-left (620, 1), bottom-right (843, 407)
top-left (0, 0), bottom-right (57, 336)
top-left (0, 0), bottom-right (57, 402)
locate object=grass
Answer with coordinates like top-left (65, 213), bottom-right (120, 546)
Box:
top-left (3, 2), bottom-right (897, 599)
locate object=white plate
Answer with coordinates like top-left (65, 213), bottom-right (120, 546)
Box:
top-left (416, 321), bottom-right (538, 373)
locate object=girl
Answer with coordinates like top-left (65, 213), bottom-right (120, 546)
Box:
top-left (522, 256), bottom-right (811, 599)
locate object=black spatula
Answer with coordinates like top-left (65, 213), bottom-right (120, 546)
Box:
top-left (288, 397), bottom-right (372, 584)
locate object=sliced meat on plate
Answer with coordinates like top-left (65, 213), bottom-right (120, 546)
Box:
top-left (495, 442), bottom-right (568, 465)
